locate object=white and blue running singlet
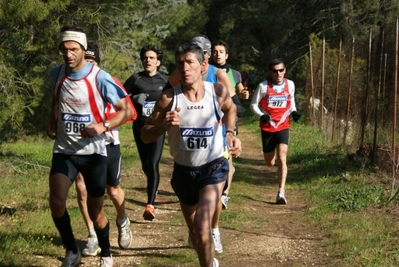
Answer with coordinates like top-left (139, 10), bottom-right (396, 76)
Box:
top-left (168, 82), bottom-right (225, 167)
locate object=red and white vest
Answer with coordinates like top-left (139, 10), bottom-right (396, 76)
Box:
top-left (53, 64), bottom-right (107, 156)
top-left (259, 79), bottom-right (291, 132)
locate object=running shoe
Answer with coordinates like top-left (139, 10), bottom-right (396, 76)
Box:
top-left (100, 255), bottom-right (113, 267)
top-left (212, 232), bottom-right (223, 253)
top-left (221, 194), bottom-right (230, 209)
top-left (143, 204), bottom-right (155, 221)
top-left (276, 190), bottom-right (287, 204)
top-left (116, 217), bottom-right (132, 249)
top-left (61, 248), bottom-right (81, 267)
top-left (213, 258), bottom-right (219, 267)
top-left (82, 235), bottom-right (101, 256)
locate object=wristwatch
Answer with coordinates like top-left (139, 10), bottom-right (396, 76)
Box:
top-left (103, 121), bottom-right (110, 132)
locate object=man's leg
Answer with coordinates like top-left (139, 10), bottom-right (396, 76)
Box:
top-left (76, 173), bottom-right (100, 256)
top-left (105, 144), bottom-right (128, 222)
top-left (107, 184), bottom-right (132, 249)
top-left (180, 202), bottom-right (198, 250)
top-left (50, 172), bottom-right (76, 250)
top-left (211, 198), bottom-right (223, 253)
top-left (82, 154), bottom-right (111, 262)
top-left (143, 134), bottom-right (165, 221)
top-left (221, 156), bottom-right (234, 209)
top-left (107, 185), bottom-right (126, 222)
top-left (221, 117), bottom-right (238, 208)
top-left (263, 151), bottom-right (276, 167)
top-left (87, 195), bottom-right (110, 256)
top-left (50, 170), bottom-right (82, 266)
top-left (276, 144), bottom-right (288, 191)
top-left (76, 173), bottom-right (94, 232)
top-left (195, 182), bottom-right (225, 267)
top-left (106, 143), bottom-right (132, 249)
top-left (211, 153), bottom-right (229, 253)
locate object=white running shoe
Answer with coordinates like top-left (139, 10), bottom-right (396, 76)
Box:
top-left (221, 194), bottom-right (230, 209)
top-left (100, 255), bottom-right (113, 267)
top-left (276, 190), bottom-right (287, 204)
top-left (61, 248), bottom-right (81, 267)
top-left (82, 235), bottom-right (101, 256)
top-left (212, 232), bottom-right (223, 253)
top-left (117, 217), bottom-right (132, 249)
top-left (213, 258), bottom-right (219, 267)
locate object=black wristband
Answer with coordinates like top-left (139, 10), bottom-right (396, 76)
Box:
top-left (225, 130), bottom-right (235, 136)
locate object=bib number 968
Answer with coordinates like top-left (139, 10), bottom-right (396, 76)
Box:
top-left (65, 122), bottom-right (86, 135)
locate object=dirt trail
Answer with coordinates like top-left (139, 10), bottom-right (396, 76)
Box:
top-left (54, 126), bottom-right (328, 267)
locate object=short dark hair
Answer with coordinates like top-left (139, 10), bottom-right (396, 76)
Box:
top-left (175, 43), bottom-right (205, 64)
top-left (268, 59), bottom-right (285, 70)
top-left (140, 45), bottom-right (164, 63)
top-left (212, 40), bottom-right (229, 54)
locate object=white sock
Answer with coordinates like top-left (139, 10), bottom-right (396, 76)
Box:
top-left (117, 214), bottom-right (127, 226)
top-left (89, 228), bottom-right (96, 237)
top-left (212, 227), bottom-right (220, 235)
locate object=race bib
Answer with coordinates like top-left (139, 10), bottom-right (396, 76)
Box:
top-left (62, 113), bottom-right (91, 135)
top-left (268, 95), bottom-right (287, 108)
top-left (180, 127), bottom-right (214, 151)
top-left (142, 101), bottom-right (155, 117)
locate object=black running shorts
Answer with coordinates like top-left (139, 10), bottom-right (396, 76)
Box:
top-left (105, 143), bottom-right (121, 187)
top-left (50, 153), bottom-right (107, 197)
top-left (261, 128), bottom-right (290, 153)
top-left (171, 157), bottom-right (228, 206)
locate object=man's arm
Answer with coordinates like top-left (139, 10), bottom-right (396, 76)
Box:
top-left (123, 73), bottom-right (138, 95)
top-left (46, 66), bottom-right (61, 139)
top-left (249, 82), bottom-right (266, 119)
top-left (46, 95), bottom-right (57, 139)
top-left (217, 70), bottom-right (236, 97)
top-left (167, 69), bottom-right (181, 87)
top-left (236, 82), bottom-right (249, 100)
top-left (214, 83), bottom-right (242, 157)
top-left (232, 69), bottom-right (249, 100)
top-left (81, 72), bottom-right (133, 138)
top-left (81, 97), bottom-right (132, 138)
top-left (288, 80), bottom-right (297, 112)
top-left (141, 89), bottom-right (177, 143)
top-left (215, 83), bottom-right (236, 131)
top-left (107, 97), bottom-right (132, 128)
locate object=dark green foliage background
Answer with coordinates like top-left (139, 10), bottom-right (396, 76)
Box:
top-left (1, 0), bottom-right (398, 141)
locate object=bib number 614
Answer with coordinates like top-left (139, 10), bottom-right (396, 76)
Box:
top-left (187, 137), bottom-right (208, 149)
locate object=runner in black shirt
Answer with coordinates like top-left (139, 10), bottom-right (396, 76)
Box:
top-left (124, 45), bottom-right (169, 221)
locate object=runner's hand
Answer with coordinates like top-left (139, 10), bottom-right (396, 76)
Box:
top-left (227, 136), bottom-right (242, 158)
top-left (164, 107), bottom-right (181, 130)
top-left (81, 124), bottom-right (105, 138)
top-left (132, 93), bottom-right (149, 105)
top-left (292, 111), bottom-right (301, 122)
top-left (261, 114), bottom-right (270, 124)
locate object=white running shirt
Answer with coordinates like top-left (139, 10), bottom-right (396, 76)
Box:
top-left (168, 82), bottom-right (225, 166)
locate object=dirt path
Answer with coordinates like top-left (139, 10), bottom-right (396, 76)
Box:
top-left (75, 126), bottom-right (328, 267)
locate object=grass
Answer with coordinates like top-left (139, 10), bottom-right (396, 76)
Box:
top-left (239, 101), bottom-right (399, 266)
top-left (287, 122), bottom-right (399, 266)
top-left (1, 104), bottom-right (399, 265)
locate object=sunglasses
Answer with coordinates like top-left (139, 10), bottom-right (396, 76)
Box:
top-left (271, 68), bottom-right (285, 73)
